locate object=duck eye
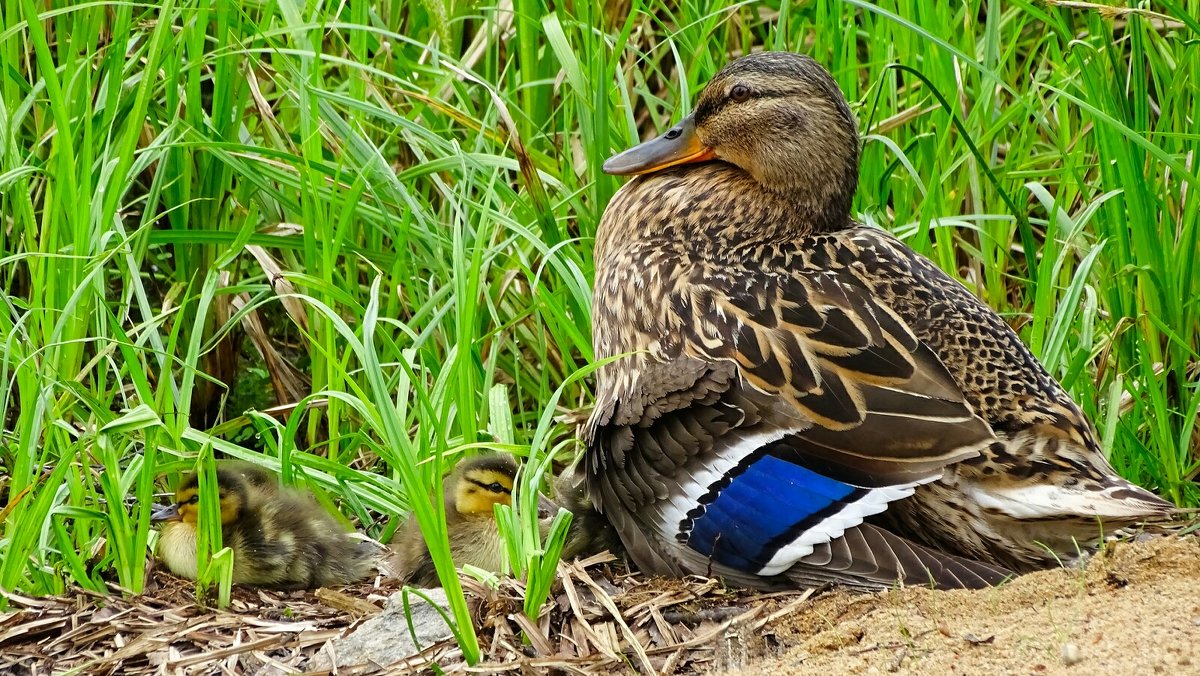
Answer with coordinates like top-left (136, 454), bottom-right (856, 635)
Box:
top-left (488, 482), bottom-right (506, 493)
top-left (730, 84), bottom-right (751, 102)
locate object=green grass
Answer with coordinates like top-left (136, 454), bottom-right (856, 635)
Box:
top-left (1, 0), bottom-right (1197, 664)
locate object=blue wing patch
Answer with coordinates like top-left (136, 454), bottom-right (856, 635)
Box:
top-left (682, 454), bottom-right (866, 572)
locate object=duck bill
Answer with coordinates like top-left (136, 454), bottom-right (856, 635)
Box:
top-left (602, 114), bottom-right (716, 175)
top-left (151, 503), bottom-right (182, 522)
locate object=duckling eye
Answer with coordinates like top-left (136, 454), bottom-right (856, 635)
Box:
top-left (187, 495), bottom-right (199, 504)
top-left (488, 482), bottom-right (506, 493)
top-left (729, 84), bottom-right (752, 103)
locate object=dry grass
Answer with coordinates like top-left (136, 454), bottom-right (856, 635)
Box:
top-left (0, 553), bottom-right (808, 675)
top-left (5, 530), bottom-right (1200, 675)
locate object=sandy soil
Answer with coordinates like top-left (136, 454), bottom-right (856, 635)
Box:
top-left (724, 536), bottom-right (1200, 675)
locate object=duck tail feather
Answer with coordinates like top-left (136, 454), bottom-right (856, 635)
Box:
top-left (789, 524), bottom-right (1013, 590)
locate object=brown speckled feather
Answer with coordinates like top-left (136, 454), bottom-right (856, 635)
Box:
top-left (222, 487), bottom-right (373, 589)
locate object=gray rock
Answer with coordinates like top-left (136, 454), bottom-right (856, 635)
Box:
top-left (308, 588), bottom-right (455, 670)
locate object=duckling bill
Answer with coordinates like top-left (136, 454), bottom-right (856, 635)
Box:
top-left (152, 463), bottom-right (372, 590)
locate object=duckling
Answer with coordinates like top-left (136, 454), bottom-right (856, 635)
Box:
top-left (391, 455), bottom-right (559, 587)
top-left (152, 463), bottom-right (373, 590)
top-left (587, 51), bottom-right (1175, 591)
top-left (552, 460), bottom-right (623, 561)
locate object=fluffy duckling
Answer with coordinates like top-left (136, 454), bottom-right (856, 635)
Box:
top-left (552, 460), bottom-right (623, 561)
top-left (219, 460), bottom-right (282, 493)
top-left (392, 454), bottom-right (559, 587)
top-left (152, 463), bottom-right (373, 590)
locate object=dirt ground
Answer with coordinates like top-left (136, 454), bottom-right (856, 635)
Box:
top-left (725, 536), bottom-right (1200, 675)
top-left (2, 536), bottom-right (1197, 674)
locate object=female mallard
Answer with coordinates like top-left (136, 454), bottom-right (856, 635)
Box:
top-left (153, 463), bottom-right (374, 590)
top-left (586, 51), bottom-right (1174, 590)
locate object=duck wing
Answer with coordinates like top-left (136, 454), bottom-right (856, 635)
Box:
top-left (587, 264), bottom-right (1010, 588)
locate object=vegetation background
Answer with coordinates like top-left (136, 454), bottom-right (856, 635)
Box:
top-left (1, 0), bottom-right (1197, 662)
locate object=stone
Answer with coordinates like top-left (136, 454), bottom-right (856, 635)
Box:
top-left (307, 588), bottom-right (455, 670)
top-left (1061, 642), bottom-right (1082, 666)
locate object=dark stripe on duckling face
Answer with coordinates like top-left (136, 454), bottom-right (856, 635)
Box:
top-left (454, 456), bottom-right (520, 516)
top-left (466, 476), bottom-right (512, 495)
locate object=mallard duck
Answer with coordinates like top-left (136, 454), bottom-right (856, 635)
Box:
top-left (152, 463), bottom-right (373, 590)
top-left (586, 51), bottom-right (1175, 590)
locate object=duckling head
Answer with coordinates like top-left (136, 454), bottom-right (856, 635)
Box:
top-left (451, 455), bottom-right (558, 519)
top-left (453, 455), bottom-right (520, 518)
top-left (152, 467), bottom-right (251, 527)
top-left (604, 52), bottom-right (859, 231)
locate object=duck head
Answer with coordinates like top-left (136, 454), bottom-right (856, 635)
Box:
top-left (604, 52), bottom-right (860, 230)
top-left (453, 455), bottom-right (557, 519)
top-left (152, 467), bottom-right (250, 526)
